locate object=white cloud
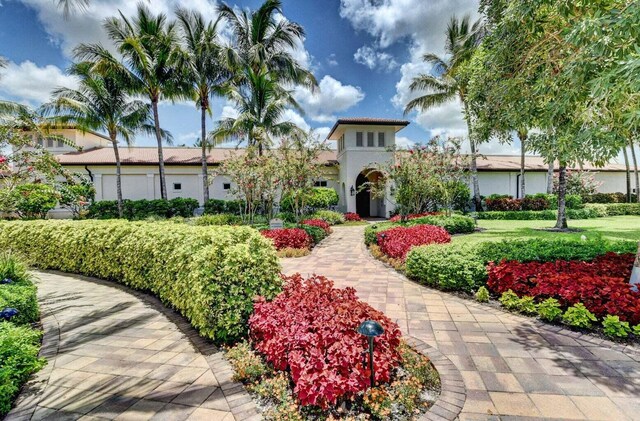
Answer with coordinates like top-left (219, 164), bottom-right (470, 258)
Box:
top-left (280, 109), bottom-right (310, 131)
top-left (0, 60), bottom-right (78, 104)
top-left (354, 45), bottom-right (398, 72)
top-left (395, 136), bottom-right (416, 149)
top-left (327, 54), bottom-right (338, 67)
top-left (294, 75), bottom-right (365, 122)
top-left (220, 104), bottom-right (239, 119)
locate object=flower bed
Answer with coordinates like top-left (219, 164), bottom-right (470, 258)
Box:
top-left (377, 225), bottom-right (451, 260)
top-left (301, 218), bottom-right (331, 234)
top-left (344, 212), bottom-right (362, 222)
top-left (227, 274), bottom-right (440, 419)
top-left (487, 253), bottom-right (639, 323)
top-left (260, 228), bottom-right (312, 251)
top-left (364, 215), bottom-right (475, 246)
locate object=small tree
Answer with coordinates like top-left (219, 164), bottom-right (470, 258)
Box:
top-left (11, 183), bottom-right (60, 219)
top-left (57, 176), bottom-right (96, 219)
top-left (552, 170), bottom-right (601, 196)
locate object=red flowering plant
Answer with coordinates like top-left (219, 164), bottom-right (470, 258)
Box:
top-left (260, 228), bottom-right (311, 250)
top-left (344, 212), bottom-right (362, 221)
top-left (485, 197), bottom-right (522, 211)
top-left (487, 253), bottom-right (640, 323)
top-left (302, 219), bottom-right (331, 234)
top-left (377, 224), bottom-right (451, 260)
top-left (249, 274), bottom-right (402, 409)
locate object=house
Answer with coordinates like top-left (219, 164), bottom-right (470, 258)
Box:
top-left (27, 119), bottom-right (630, 218)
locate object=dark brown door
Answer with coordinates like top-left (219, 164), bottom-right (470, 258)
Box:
top-left (356, 173), bottom-right (370, 217)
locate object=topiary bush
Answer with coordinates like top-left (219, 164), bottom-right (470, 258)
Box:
top-left (0, 220), bottom-right (281, 343)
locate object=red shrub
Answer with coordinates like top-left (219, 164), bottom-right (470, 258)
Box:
top-left (250, 274), bottom-right (401, 409)
top-left (521, 196), bottom-right (550, 211)
top-left (388, 212), bottom-right (442, 222)
top-left (344, 212), bottom-right (362, 221)
top-left (485, 197), bottom-right (522, 211)
top-left (260, 228), bottom-right (311, 250)
top-left (487, 253), bottom-right (640, 323)
top-left (377, 224), bottom-right (451, 260)
top-left (302, 219), bottom-right (331, 234)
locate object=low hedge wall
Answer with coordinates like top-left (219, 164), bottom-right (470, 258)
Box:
top-left (405, 238), bottom-right (637, 292)
top-left (203, 199), bottom-right (244, 215)
top-left (585, 203), bottom-right (640, 217)
top-left (583, 192), bottom-right (638, 203)
top-left (0, 220), bottom-right (281, 343)
top-left (364, 214), bottom-right (475, 245)
top-left (88, 198), bottom-right (199, 220)
top-left (475, 208), bottom-right (600, 220)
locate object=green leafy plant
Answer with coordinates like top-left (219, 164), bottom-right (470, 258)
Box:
top-left (499, 290), bottom-right (521, 311)
top-left (633, 325), bottom-right (640, 336)
top-left (537, 298), bottom-right (563, 322)
top-left (226, 340), bottom-right (269, 382)
top-left (311, 209), bottom-right (344, 225)
top-left (517, 296), bottom-right (538, 315)
top-left (602, 315), bottom-right (631, 338)
top-left (193, 214), bottom-right (242, 226)
top-left (475, 286), bottom-right (490, 302)
top-left (11, 183), bottom-right (59, 219)
top-left (562, 303), bottom-right (598, 329)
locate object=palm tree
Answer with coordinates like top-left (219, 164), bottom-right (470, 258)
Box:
top-left (623, 145), bottom-right (632, 202)
top-left (630, 138), bottom-right (640, 203)
top-left (404, 15), bottom-right (483, 209)
top-left (76, 3), bottom-right (182, 200)
top-left (44, 62), bottom-right (164, 218)
top-left (175, 8), bottom-right (229, 203)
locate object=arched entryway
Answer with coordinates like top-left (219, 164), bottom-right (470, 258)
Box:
top-left (355, 170), bottom-right (384, 218)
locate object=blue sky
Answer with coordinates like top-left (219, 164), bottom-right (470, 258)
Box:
top-left (0, 0), bottom-right (523, 153)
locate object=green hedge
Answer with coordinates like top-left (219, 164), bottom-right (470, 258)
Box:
top-left (203, 199), bottom-right (244, 215)
top-left (0, 220), bottom-right (281, 343)
top-left (280, 187), bottom-right (339, 212)
top-left (475, 208), bottom-right (600, 220)
top-left (88, 198), bottom-right (199, 220)
top-left (312, 210), bottom-right (345, 225)
top-left (585, 203), bottom-right (640, 217)
top-left (405, 238), bottom-right (637, 293)
top-left (583, 192), bottom-right (637, 203)
top-left (364, 215), bottom-right (476, 245)
top-left (193, 214), bottom-right (243, 226)
top-left (300, 225), bottom-right (327, 245)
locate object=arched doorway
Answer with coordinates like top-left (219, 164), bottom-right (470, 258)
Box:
top-left (355, 173), bottom-right (370, 217)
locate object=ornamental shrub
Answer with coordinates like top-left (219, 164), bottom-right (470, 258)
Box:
top-left (537, 298), bottom-right (563, 322)
top-left (88, 198), bottom-right (199, 219)
top-left (633, 325), bottom-right (640, 336)
top-left (602, 315), bottom-right (631, 338)
top-left (485, 196), bottom-right (522, 211)
top-left (0, 284), bottom-right (38, 325)
top-left (281, 188), bottom-right (339, 212)
top-left (499, 290), bottom-right (521, 311)
top-left (562, 303), bottom-right (597, 329)
top-left (518, 296), bottom-right (538, 315)
top-left (582, 192), bottom-right (636, 204)
top-left (521, 195), bottom-right (551, 211)
top-left (405, 244), bottom-right (486, 292)
top-left (408, 214), bottom-right (475, 234)
top-left (299, 225), bottom-right (326, 245)
top-left (12, 183), bottom-right (59, 219)
top-left (475, 208), bottom-right (599, 220)
top-left (302, 219), bottom-right (331, 234)
top-left (365, 222), bottom-right (397, 245)
top-left (203, 199), bottom-right (244, 215)
top-left (0, 253), bottom-right (32, 286)
top-left (377, 225), bottom-right (451, 260)
top-left (344, 212), bottom-right (362, 222)
top-left (0, 322), bottom-right (46, 416)
top-left (312, 210), bottom-right (345, 225)
top-left (0, 220), bottom-right (281, 343)
top-left (249, 274), bottom-right (401, 409)
top-left (597, 203), bottom-right (640, 216)
top-left (389, 212), bottom-right (442, 222)
top-left (475, 286), bottom-right (490, 302)
top-left (261, 228), bottom-right (311, 250)
top-left (193, 213), bottom-right (242, 226)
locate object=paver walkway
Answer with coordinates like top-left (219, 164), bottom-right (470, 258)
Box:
top-left (6, 272), bottom-right (259, 421)
top-left (282, 226), bottom-right (640, 421)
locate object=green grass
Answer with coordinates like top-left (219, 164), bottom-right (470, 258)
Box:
top-left (452, 216), bottom-right (640, 244)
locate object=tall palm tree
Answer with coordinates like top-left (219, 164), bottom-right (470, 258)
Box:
top-left (175, 8), bottom-right (229, 203)
top-left (76, 3), bottom-right (182, 200)
top-left (404, 15), bottom-right (483, 209)
top-left (44, 62), bottom-right (164, 218)
top-left (630, 138), bottom-right (640, 203)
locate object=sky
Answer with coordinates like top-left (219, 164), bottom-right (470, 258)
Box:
top-left (0, 0), bottom-right (519, 154)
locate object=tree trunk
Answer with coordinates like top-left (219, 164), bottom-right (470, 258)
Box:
top-left (110, 135), bottom-right (123, 219)
top-left (469, 139), bottom-right (482, 210)
top-left (623, 145), bottom-right (631, 202)
top-left (519, 130), bottom-right (527, 198)
top-left (152, 100), bottom-right (167, 200)
top-left (547, 161), bottom-right (554, 194)
top-left (555, 164), bottom-right (568, 229)
top-left (201, 106), bottom-right (209, 203)
top-left (629, 139), bottom-right (639, 203)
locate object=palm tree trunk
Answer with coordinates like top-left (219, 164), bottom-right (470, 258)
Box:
top-left (152, 100), bottom-right (167, 200)
top-left (555, 164), bottom-right (568, 229)
top-left (547, 161), bottom-right (554, 194)
top-left (201, 106), bottom-right (209, 203)
top-left (110, 135), bottom-right (123, 219)
top-left (623, 145), bottom-right (631, 202)
top-left (629, 139), bottom-right (639, 203)
top-left (469, 139), bottom-right (481, 210)
top-left (519, 130), bottom-right (527, 198)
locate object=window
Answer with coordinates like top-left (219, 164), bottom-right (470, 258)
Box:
top-left (37, 138), bottom-right (43, 147)
top-left (378, 132), bottom-right (385, 147)
top-left (356, 132), bottom-right (363, 147)
top-left (314, 180), bottom-right (328, 187)
top-left (367, 132), bottom-right (374, 147)
top-left (57, 139), bottom-right (65, 148)
top-left (46, 138), bottom-right (54, 148)
top-left (223, 183), bottom-right (231, 190)
top-left (173, 183), bottom-right (182, 191)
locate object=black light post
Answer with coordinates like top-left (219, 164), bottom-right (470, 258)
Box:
top-left (358, 320), bottom-right (384, 387)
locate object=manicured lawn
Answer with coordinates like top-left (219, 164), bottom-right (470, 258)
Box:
top-left (452, 216), bottom-right (640, 244)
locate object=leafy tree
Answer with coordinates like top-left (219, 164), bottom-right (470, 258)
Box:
top-left (57, 177), bottom-right (95, 219)
top-left (404, 15), bottom-right (483, 210)
top-left (45, 62), bottom-right (162, 218)
top-left (11, 184), bottom-right (59, 219)
top-left (175, 8), bottom-right (229, 203)
top-left (76, 4), bottom-right (179, 199)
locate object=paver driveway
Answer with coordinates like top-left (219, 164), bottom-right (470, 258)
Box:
top-left (282, 225), bottom-right (640, 421)
top-left (6, 272), bottom-right (259, 421)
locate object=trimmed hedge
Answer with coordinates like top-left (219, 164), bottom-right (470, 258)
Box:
top-left (204, 199), bottom-right (244, 215)
top-left (405, 238), bottom-right (637, 293)
top-left (364, 215), bottom-right (475, 245)
top-left (475, 208), bottom-right (599, 220)
top-left (585, 203), bottom-right (640, 217)
top-left (583, 192), bottom-right (637, 203)
top-left (88, 198), bottom-right (199, 220)
top-left (193, 214), bottom-right (243, 226)
top-left (0, 220), bottom-right (281, 343)
top-left (280, 188), bottom-right (339, 213)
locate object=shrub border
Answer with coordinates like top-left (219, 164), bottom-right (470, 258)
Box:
top-left (7, 271), bottom-right (261, 421)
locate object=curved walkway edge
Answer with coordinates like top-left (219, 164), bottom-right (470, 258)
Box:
top-left (6, 271), bottom-right (260, 421)
top-left (282, 225), bottom-right (640, 421)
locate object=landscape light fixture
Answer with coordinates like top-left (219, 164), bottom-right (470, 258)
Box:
top-left (358, 320), bottom-right (384, 387)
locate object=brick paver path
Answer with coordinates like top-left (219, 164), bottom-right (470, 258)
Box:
top-left (282, 226), bottom-right (640, 421)
top-left (6, 272), bottom-right (259, 421)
